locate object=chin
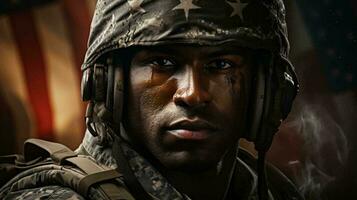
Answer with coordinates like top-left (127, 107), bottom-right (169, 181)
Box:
top-left (159, 151), bottom-right (221, 172)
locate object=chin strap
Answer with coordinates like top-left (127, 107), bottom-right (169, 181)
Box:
top-left (112, 135), bottom-right (157, 200)
top-left (220, 143), bottom-right (240, 200)
top-left (257, 150), bottom-right (269, 200)
top-left (85, 102), bottom-right (98, 137)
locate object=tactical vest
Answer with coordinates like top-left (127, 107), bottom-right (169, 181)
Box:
top-left (0, 138), bottom-right (144, 200)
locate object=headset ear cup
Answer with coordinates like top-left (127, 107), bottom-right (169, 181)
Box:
top-left (254, 58), bottom-right (299, 151)
top-left (106, 59), bottom-right (114, 110)
top-left (281, 70), bottom-right (298, 119)
top-left (246, 62), bottom-right (266, 142)
top-left (93, 64), bottom-right (107, 102)
top-left (255, 64), bottom-right (275, 151)
top-left (81, 68), bottom-right (93, 101)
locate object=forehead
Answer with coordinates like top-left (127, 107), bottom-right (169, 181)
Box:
top-left (130, 44), bottom-right (254, 58)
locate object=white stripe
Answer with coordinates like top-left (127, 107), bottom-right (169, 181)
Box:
top-left (0, 17), bottom-right (28, 107)
top-left (0, 16), bottom-right (36, 151)
top-left (33, 4), bottom-right (83, 149)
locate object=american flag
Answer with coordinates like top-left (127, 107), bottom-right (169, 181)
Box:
top-left (296, 0), bottom-right (357, 92)
top-left (0, 0), bottom-right (96, 153)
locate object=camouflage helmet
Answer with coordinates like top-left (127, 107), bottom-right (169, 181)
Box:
top-left (82, 0), bottom-right (290, 70)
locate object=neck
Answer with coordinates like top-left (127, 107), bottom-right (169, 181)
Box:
top-left (159, 146), bottom-right (238, 200)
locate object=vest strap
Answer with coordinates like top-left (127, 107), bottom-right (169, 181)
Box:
top-left (23, 138), bottom-right (136, 200)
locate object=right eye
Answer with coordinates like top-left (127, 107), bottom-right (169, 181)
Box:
top-left (149, 58), bottom-right (177, 71)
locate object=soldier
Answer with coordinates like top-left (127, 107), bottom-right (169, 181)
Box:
top-left (0, 0), bottom-right (304, 199)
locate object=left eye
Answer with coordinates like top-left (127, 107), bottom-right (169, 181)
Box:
top-left (205, 60), bottom-right (234, 70)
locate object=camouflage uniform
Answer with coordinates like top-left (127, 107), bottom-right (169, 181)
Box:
top-left (3, 186), bottom-right (84, 200)
top-left (1, 131), bottom-right (302, 200)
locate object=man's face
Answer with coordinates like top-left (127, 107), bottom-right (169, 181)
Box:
top-left (123, 44), bottom-right (252, 171)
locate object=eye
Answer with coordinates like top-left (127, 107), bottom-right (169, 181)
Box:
top-left (205, 59), bottom-right (235, 71)
top-left (149, 58), bottom-right (176, 71)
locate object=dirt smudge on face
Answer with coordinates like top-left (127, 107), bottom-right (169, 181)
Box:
top-left (225, 73), bottom-right (238, 97)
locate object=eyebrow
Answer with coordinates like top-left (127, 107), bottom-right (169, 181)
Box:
top-left (139, 47), bottom-right (178, 55)
top-left (137, 45), bottom-right (249, 58)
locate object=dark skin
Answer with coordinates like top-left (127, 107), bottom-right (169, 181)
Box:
top-left (122, 44), bottom-right (253, 199)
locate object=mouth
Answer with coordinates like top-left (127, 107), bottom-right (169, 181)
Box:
top-left (165, 118), bottom-right (218, 141)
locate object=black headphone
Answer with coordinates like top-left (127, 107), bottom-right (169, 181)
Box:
top-left (244, 52), bottom-right (299, 152)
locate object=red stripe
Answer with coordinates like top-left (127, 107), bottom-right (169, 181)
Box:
top-left (61, 0), bottom-right (92, 134)
top-left (61, 0), bottom-right (91, 72)
top-left (9, 11), bottom-right (55, 141)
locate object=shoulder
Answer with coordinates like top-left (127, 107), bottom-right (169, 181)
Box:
top-left (0, 162), bottom-right (88, 200)
top-left (236, 148), bottom-right (304, 200)
top-left (2, 185), bottom-right (84, 200)
top-left (0, 138), bottom-right (113, 200)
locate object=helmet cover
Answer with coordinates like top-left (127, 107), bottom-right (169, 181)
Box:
top-left (82, 0), bottom-right (290, 70)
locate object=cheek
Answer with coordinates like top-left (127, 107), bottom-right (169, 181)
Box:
top-left (138, 77), bottom-right (177, 115)
top-left (129, 68), bottom-right (177, 132)
top-left (130, 67), bottom-right (172, 107)
top-left (209, 69), bottom-right (248, 111)
top-left (229, 68), bottom-right (249, 105)
top-left (130, 67), bottom-right (152, 87)
top-left (125, 69), bottom-right (155, 144)
top-left (229, 68), bottom-right (250, 121)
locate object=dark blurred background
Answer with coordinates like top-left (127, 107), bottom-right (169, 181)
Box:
top-left (0, 0), bottom-right (356, 199)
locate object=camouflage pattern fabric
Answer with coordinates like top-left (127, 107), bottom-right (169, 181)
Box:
top-left (0, 160), bottom-right (112, 200)
top-left (82, 0), bottom-right (290, 70)
top-left (3, 186), bottom-right (84, 200)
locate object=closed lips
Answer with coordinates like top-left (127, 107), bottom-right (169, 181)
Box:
top-left (166, 119), bottom-right (218, 140)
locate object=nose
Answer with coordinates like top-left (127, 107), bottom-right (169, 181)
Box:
top-left (173, 67), bottom-right (212, 108)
